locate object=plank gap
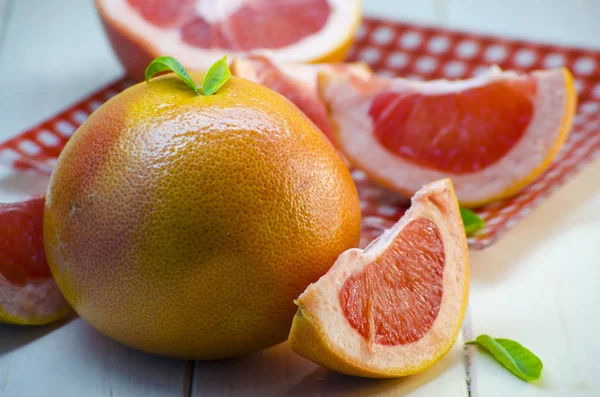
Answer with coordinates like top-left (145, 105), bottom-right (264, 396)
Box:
top-left (183, 360), bottom-right (195, 397)
top-left (0, 0), bottom-right (16, 59)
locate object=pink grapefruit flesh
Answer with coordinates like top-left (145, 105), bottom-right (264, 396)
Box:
top-left (127, 0), bottom-right (331, 50)
top-left (0, 197), bottom-right (70, 325)
top-left (340, 218), bottom-right (444, 346)
top-left (370, 78), bottom-right (536, 174)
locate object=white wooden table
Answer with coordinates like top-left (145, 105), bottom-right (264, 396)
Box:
top-left (1, 1), bottom-right (599, 396)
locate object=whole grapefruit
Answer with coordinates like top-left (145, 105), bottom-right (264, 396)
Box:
top-left (43, 73), bottom-right (361, 359)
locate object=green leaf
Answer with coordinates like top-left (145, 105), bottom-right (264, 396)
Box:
top-left (145, 56), bottom-right (199, 95)
top-left (460, 207), bottom-right (485, 235)
top-left (201, 56), bottom-right (231, 95)
top-left (466, 335), bottom-right (543, 381)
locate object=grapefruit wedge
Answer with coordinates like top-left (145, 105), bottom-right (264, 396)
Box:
top-left (288, 179), bottom-right (468, 378)
top-left (96, 0), bottom-right (361, 81)
top-left (320, 66), bottom-right (576, 207)
top-left (0, 197), bottom-right (70, 325)
top-left (231, 55), bottom-right (371, 139)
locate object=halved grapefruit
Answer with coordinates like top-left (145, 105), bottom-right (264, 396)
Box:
top-left (288, 179), bottom-right (469, 378)
top-left (231, 55), bottom-right (371, 139)
top-left (96, 0), bottom-right (362, 81)
top-left (0, 197), bottom-right (70, 325)
top-left (320, 66), bottom-right (576, 207)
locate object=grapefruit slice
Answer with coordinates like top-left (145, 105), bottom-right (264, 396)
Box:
top-left (0, 197), bottom-right (70, 325)
top-left (320, 66), bottom-right (576, 207)
top-left (288, 179), bottom-right (469, 378)
top-left (231, 55), bottom-right (371, 139)
top-left (96, 0), bottom-right (361, 81)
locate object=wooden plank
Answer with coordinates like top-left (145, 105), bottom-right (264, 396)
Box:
top-left (444, 0), bottom-right (600, 49)
top-left (363, 0), bottom-right (441, 24)
top-left (467, 158), bottom-right (600, 397)
top-left (0, 318), bottom-right (188, 397)
top-left (0, 0), bottom-right (15, 57)
top-left (0, 0), bottom-right (122, 142)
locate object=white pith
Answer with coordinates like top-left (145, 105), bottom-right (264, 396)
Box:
top-left (322, 67), bottom-right (569, 205)
top-left (196, 0), bottom-right (246, 23)
top-left (296, 179), bottom-right (468, 372)
top-left (0, 273), bottom-right (68, 322)
top-left (100, 0), bottom-right (360, 69)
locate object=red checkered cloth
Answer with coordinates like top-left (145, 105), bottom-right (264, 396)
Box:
top-left (1, 18), bottom-right (599, 249)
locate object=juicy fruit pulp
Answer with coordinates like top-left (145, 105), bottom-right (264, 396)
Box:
top-left (96, 0), bottom-right (361, 81)
top-left (0, 198), bottom-right (48, 285)
top-left (127, 0), bottom-right (331, 50)
top-left (340, 218), bottom-right (444, 346)
top-left (370, 78), bottom-right (536, 173)
top-left (322, 67), bottom-right (576, 206)
top-left (0, 197), bottom-right (70, 325)
top-left (44, 73), bottom-right (361, 359)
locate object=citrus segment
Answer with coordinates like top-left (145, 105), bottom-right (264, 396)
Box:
top-left (0, 198), bottom-right (49, 285)
top-left (0, 197), bottom-right (71, 325)
top-left (181, 0), bottom-right (331, 50)
top-left (340, 218), bottom-right (444, 346)
top-left (370, 78), bottom-right (536, 173)
top-left (321, 67), bottom-right (576, 206)
top-left (289, 179), bottom-right (469, 378)
top-left (96, 0), bottom-right (361, 81)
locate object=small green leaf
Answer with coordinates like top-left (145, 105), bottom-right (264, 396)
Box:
top-left (460, 207), bottom-right (485, 235)
top-left (201, 56), bottom-right (231, 95)
top-left (145, 56), bottom-right (199, 95)
top-left (466, 335), bottom-right (543, 381)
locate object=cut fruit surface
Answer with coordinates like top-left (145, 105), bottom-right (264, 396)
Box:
top-left (289, 179), bottom-right (469, 378)
top-left (321, 67), bottom-right (576, 207)
top-left (96, 0), bottom-right (361, 81)
top-left (231, 55), bottom-right (371, 139)
top-left (0, 197), bottom-right (70, 325)
top-left (340, 218), bottom-right (445, 346)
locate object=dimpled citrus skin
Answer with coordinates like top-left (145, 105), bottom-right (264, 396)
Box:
top-left (43, 73), bottom-right (361, 359)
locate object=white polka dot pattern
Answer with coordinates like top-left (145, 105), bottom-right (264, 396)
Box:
top-left (444, 61), bottom-right (466, 78)
top-left (348, 19), bottom-right (600, 249)
top-left (427, 36), bottom-right (450, 54)
top-left (544, 53), bottom-right (565, 68)
top-left (400, 31), bottom-right (422, 50)
top-left (386, 51), bottom-right (409, 68)
top-left (359, 47), bottom-right (381, 63)
top-left (2, 18), bottom-right (599, 250)
top-left (513, 48), bottom-right (537, 67)
top-left (371, 26), bottom-right (394, 45)
top-left (456, 40), bottom-right (479, 59)
top-left (484, 44), bottom-right (508, 63)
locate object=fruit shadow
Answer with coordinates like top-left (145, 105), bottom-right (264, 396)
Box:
top-left (469, 157), bottom-right (600, 283)
top-left (285, 352), bottom-right (459, 397)
top-left (192, 340), bottom-right (462, 396)
top-left (0, 313), bottom-right (75, 357)
top-left (60, 319), bottom-right (189, 394)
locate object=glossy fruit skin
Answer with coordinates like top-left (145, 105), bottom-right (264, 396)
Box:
top-left (43, 73), bottom-right (361, 359)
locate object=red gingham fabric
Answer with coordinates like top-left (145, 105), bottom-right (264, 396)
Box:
top-left (1, 18), bottom-right (599, 249)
